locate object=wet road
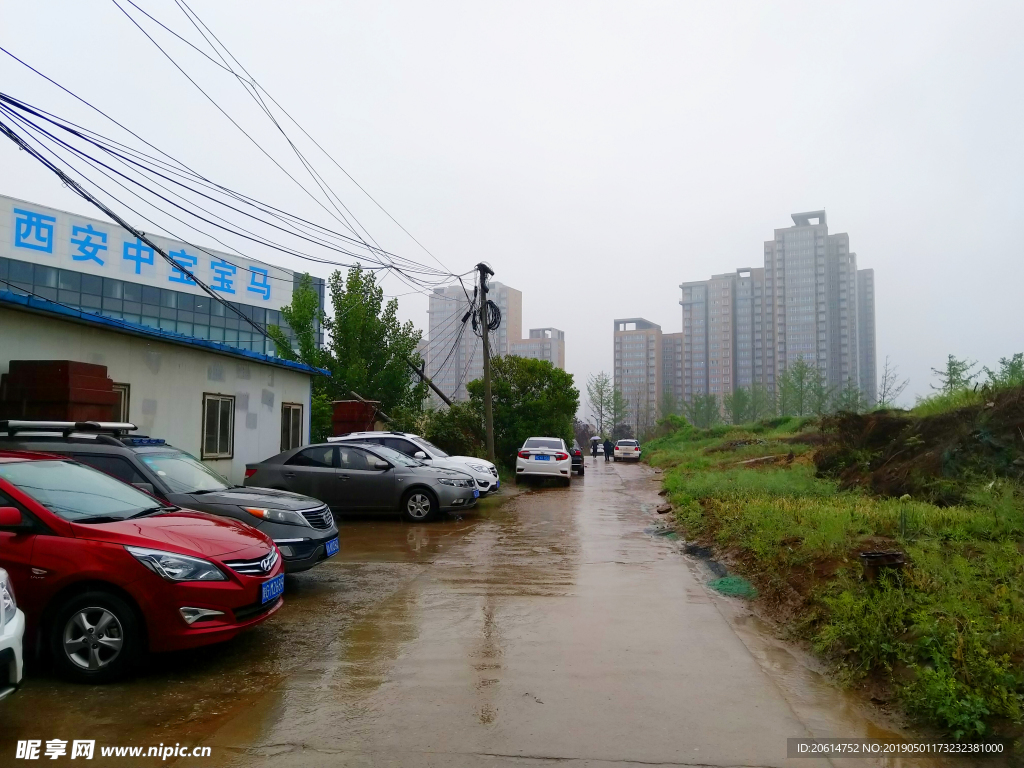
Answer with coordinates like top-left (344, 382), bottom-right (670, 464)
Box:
top-left (2, 461), bottom-right (937, 767)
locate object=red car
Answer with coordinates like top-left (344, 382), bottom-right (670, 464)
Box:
top-left (0, 451), bottom-right (284, 683)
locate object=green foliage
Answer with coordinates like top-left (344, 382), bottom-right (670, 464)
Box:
top-left (467, 355), bottom-right (579, 466)
top-left (323, 267), bottom-right (426, 414)
top-left (984, 353), bottom-right (1024, 388)
top-left (586, 372), bottom-right (613, 436)
top-left (270, 269), bottom-right (428, 443)
top-left (421, 402), bottom-right (485, 458)
top-left (911, 387), bottom-right (985, 417)
top-left (777, 356), bottom-right (815, 416)
top-left (930, 354), bottom-right (978, 394)
top-left (268, 274), bottom-right (332, 442)
top-left (833, 376), bottom-right (866, 413)
top-left (644, 422), bottom-right (1024, 739)
top-left (748, 382), bottom-right (775, 422)
top-left (723, 387), bottom-right (750, 425)
top-left (683, 392), bottom-right (722, 429)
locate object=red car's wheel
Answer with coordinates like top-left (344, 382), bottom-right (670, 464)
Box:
top-left (50, 590), bottom-right (142, 684)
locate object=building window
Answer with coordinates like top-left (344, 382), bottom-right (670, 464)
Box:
top-left (281, 403), bottom-right (303, 451)
top-left (112, 383), bottom-right (130, 422)
top-left (202, 394), bottom-right (234, 459)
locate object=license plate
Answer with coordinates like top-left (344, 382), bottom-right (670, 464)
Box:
top-left (324, 537), bottom-right (339, 557)
top-left (473, 489), bottom-right (480, 498)
top-left (495, 479), bottom-right (500, 488)
top-left (536, 455), bottom-right (550, 461)
top-left (261, 574), bottom-right (285, 605)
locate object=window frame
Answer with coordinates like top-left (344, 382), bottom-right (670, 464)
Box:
top-left (280, 402), bottom-right (304, 452)
top-left (201, 393), bottom-right (235, 460)
top-left (111, 382), bottom-right (131, 422)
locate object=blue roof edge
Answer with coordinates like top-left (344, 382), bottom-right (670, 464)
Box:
top-left (0, 289), bottom-right (330, 378)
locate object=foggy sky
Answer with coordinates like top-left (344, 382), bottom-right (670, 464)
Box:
top-left (2, 1), bottom-right (1023, 406)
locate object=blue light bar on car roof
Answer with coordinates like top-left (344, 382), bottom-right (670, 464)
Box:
top-left (122, 437), bottom-right (166, 446)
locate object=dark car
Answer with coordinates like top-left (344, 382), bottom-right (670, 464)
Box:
top-left (245, 442), bottom-right (479, 523)
top-left (0, 421), bottom-right (339, 573)
top-left (570, 441), bottom-right (584, 476)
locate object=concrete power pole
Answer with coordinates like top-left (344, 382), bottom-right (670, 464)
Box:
top-left (478, 262), bottom-right (496, 463)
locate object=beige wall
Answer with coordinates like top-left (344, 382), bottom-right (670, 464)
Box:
top-left (0, 307), bottom-right (313, 484)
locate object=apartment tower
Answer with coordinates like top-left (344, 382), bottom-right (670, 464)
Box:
top-left (679, 210), bottom-right (877, 407)
top-left (425, 282), bottom-right (523, 402)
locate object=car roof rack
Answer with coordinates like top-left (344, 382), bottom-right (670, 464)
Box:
top-left (0, 420), bottom-right (139, 438)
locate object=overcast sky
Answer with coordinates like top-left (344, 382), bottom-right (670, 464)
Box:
top-left (2, 1), bottom-right (1023, 405)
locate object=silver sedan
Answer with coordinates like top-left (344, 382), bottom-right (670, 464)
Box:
top-left (245, 442), bottom-right (478, 523)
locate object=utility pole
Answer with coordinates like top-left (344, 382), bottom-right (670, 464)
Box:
top-left (478, 262), bottom-right (496, 463)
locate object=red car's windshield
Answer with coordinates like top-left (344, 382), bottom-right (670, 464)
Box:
top-left (0, 460), bottom-right (162, 523)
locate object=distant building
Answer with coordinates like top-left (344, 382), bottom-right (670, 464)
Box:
top-left (510, 328), bottom-right (565, 369)
top-left (424, 282), bottom-right (523, 402)
top-left (678, 210), bottom-right (878, 406)
top-left (857, 269), bottom-right (877, 403)
top-left (613, 318), bottom-right (661, 432)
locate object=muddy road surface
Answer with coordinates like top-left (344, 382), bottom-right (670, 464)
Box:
top-left (2, 461), bottom-right (945, 767)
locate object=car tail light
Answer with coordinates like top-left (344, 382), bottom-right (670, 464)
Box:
top-left (244, 468), bottom-right (257, 479)
top-left (518, 451), bottom-right (530, 459)
top-left (574, 449), bottom-right (581, 456)
top-left (555, 452), bottom-right (569, 461)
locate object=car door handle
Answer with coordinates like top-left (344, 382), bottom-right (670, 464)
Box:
top-left (338, 474), bottom-right (350, 481)
top-left (284, 472), bottom-right (296, 478)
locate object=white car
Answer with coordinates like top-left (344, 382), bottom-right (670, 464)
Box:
top-left (0, 568), bottom-right (25, 701)
top-left (516, 437), bottom-right (572, 486)
top-left (614, 439), bottom-right (641, 461)
top-left (329, 432), bottom-right (500, 495)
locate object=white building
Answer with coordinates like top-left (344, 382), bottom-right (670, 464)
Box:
top-left (510, 328), bottom-right (565, 369)
top-left (0, 194), bottom-right (325, 481)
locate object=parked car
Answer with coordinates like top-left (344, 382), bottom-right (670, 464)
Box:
top-left (0, 567), bottom-right (24, 700)
top-left (515, 437), bottom-right (572, 486)
top-left (0, 421), bottom-right (339, 573)
top-left (614, 439), bottom-right (641, 462)
top-left (0, 452), bottom-right (284, 683)
top-left (570, 441), bottom-right (584, 476)
top-left (245, 443), bottom-right (478, 523)
top-left (329, 431), bottom-right (500, 495)
top-left (596, 444), bottom-right (604, 456)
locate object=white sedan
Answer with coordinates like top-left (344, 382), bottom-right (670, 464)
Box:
top-left (614, 439), bottom-right (641, 461)
top-left (0, 567), bottom-right (24, 701)
top-left (516, 437), bottom-right (572, 486)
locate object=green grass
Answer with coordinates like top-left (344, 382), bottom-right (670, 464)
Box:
top-left (646, 422), bottom-right (1024, 740)
top-left (912, 388), bottom-right (986, 417)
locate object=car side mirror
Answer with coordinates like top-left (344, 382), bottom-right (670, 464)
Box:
top-left (373, 459), bottom-right (390, 470)
top-left (132, 482), bottom-right (156, 495)
top-left (413, 451), bottom-right (427, 460)
top-left (0, 506), bottom-right (25, 529)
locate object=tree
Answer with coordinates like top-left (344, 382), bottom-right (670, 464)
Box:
top-left (422, 402), bottom-right (484, 458)
top-left (930, 354), bottom-right (978, 393)
top-left (808, 366), bottom-right (834, 417)
top-left (611, 422), bottom-right (634, 441)
top-left (748, 382), bottom-right (774, 422)
top-left (660, 391), bottom-right (680, 419)
top-left (723, 387), bottom-right (750, 425)
top-left (683, 393), bottom-right (722, 429)
top-left (609, 386), bottom-right (629, 436)
top-left (467, 356), bottom-right (579, 466)
top-left (834, 377), bottom-right (866, 413)
top-left (586, 372), bottom-right (612, 435)
top-left (268, 274), bottom-right (332, 442)
top-left (877, 356), bottom-right (909, 408)
top-left (324, 266), bottom-right (427, 413)
top-left (573, 419), bottom-right (595, 450)
top-left (269, 269), bottom-right (428, 444)
top-left (777, 356), bottom-right (815, 416)
top-left (983, 353), bottom-right (1024, 389)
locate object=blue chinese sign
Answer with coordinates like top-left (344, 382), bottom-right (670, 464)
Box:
top-left (2, 195), bottom-right (292, 310)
